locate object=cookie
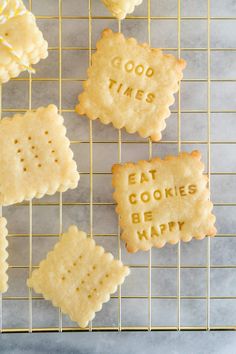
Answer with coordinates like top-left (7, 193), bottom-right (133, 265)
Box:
top-left (0, 0), bottom-right (48, 83)
top-left (101, 0), bottom-right (143, 19)
top-left (27, 226), bottom-right (130, 328)
top-left (76, 29), bottom-right (186, 141)
top-left (0, 217), bottom-right (8, 293)
top-left (112, 151), bottom-right (217, 253)
top-left (0, 105), bottom-right (79, 206)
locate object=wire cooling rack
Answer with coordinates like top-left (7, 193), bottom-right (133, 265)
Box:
top-left (0, 0), bottom-right (236, 332)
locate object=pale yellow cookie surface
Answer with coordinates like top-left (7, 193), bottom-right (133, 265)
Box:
top-left (0, 217), bottom-right (8, 293)
top-left (112, 151), bottom-right (217, 253)
top-left (27, 226), bottom-right (130, 328)
top-left (0, 105), bottom-right (79, 206)
top-left (0, 0), bottom-right (48, 83)
top-left (102, 0), bottom-right (143, 19)
top-left (76, 29), bottom-right (186, 141)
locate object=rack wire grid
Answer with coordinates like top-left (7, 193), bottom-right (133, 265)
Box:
top-left (0, 0), bottom-right (236, 333)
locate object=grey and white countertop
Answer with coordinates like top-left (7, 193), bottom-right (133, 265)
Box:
top-left (1, 331), bottom-right (236, 354)
top-left (1, 0), bottom-right (236, 352)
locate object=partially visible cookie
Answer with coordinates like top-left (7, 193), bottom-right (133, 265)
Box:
top-left (0, 105), bottom-right (79, 205)
top-left (27, 226), bottom-right (130, 328)
top-left (112, 151), bottom-right (217, 253)
top-left (0, 0), bottom-right (48, 83)
top-left (0, 217), bottom-right (8, 293)
top-left (102, 0), bottom-right (143, 19)
top-left (76, 29), bottom-right (186, 141)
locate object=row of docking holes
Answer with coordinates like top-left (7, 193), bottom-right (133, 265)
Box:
top-left (61, 256), bottom-right (111, 300)
top-left (14, 131), bottom-right (59, 172)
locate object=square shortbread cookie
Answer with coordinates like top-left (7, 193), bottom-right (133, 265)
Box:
top-left (102, 0), bottom-right (143, 19)
top-left (0, 217), bottom-right (8, 293)
top-left (112, 151), bottom-right (217, 253)
top-left (0, 0), bottom-right (48, 83)
top-left (76, 29), bottom-right (186, 141)
top-left (27, 226), bottom-right (130, 328)
top-left (0, 105), bottom-right (80, 206)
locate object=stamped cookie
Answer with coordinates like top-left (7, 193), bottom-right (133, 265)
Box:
top-left (102, 0), bottom-right (143, 19)
top-left (0, 105), bottom-right (79, 205)
top-left (112, 151), bottom-right (217, 253)
top-left (0, 0), bottom-right (48, 83)
top-left (76, 29), bottom-right (186, 141)
top-left (27, 226), bottom-right (130, 328)
top-left (0, 217), bottom-right (8, 293)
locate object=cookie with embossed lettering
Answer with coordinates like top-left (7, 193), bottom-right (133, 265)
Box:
top-left (101, 0), bottom-right (143, 19)
top-left (0, 0), bottom-right (48, 83)
top-left (0, 105), bottom-right (79, 205)
top-left (76, 29), bottom-right (186, 141)
top-left (112, 151), bottom-right (216, 253)
top-left (0, 217), bottom-right (8, 293)
top-left (27, 226), bottom-right (130, 328)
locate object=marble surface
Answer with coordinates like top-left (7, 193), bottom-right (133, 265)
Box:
top-left (1, 332), bottom-right (236, 354)
top-left (1, 0), bottom-right (236, 351)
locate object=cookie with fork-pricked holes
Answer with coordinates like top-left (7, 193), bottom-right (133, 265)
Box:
top-left (112, 151), bottom-right (217, 253)
top-left (0, 0), bottom-right (48, 83)
top-left (0, 105), bottom-right (79, 205)
top-left (27, 226), bottom-right (130, 328)
top-left (101, 0), bottom-right (143, 19)
top-left (76, 29), bottom-right (186, 141)
top-left (0, 217), bottom-right (8, 293)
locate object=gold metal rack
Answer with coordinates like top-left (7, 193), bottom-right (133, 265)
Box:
top-left (0, 0), bottom-right (235, 332)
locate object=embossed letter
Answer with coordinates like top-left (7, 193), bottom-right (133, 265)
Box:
top-left (140, 172), bottom-right (149, 183)
top-left (178, 221), bottom-right (185, 230)
top-left (129, 194), bottom-right (137, 204)
top-left (144, 211), bottom-right (153, 222)
top-left (141, 192), bottom-right (151, 203)
top-left (146, 67), bottom-right (154, 78)
top-left (128, 173), bottom-right (136, 185)
top-left (188, 184), bottom-right (197, 195)
top-left (146, 93), bottom-right (155, 103)
top-left (137, 230), bottom-right (148, 240)
top-left (132, 213), bottom-right (140, 224)
top-left (111, 56), bottom-right (122, 68)
top-left (109, 79), bottom-right (117, 89)
top-left (154, 189), bottom-right (162, 200)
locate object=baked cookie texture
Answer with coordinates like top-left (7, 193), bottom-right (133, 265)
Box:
top-left (0, 217), bottom-right (8, 293)
top-left (0, 0), bottom-right (48, 83)
top-left (76, 29), bottom-right (186, 141)
top-left (27, 226), bottom-right (130, 328)
top-left (0, 105), bottom-right (80, 206)
top-left (102, 0), bottom-right (143, 19)
top-left (112, 151), bottom-right (217, 253)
